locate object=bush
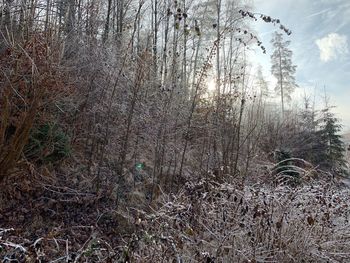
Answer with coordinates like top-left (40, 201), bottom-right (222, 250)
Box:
top-left (24, 123), bottom-right (71, 164)
top-left (0, 35), bottom-right (69, 181)
top-left (272, 149), bottom-right (301, 186)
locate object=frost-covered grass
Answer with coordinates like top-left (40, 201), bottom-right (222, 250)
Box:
top-left (128, 179), bottom-right (350, 262)
top-left (1, 177), bottom-right (350, 262)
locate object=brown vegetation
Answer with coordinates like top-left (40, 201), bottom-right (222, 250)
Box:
top-left (0, 0), bottom-right (349, 262)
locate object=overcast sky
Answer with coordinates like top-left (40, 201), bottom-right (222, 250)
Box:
top-left (251, 0), bottom-right (350, 131)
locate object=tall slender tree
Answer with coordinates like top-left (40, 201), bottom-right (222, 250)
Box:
top-left (270, 31), bottom-right (297, 116)
top-left (103, 0), bottom-right (113, 43)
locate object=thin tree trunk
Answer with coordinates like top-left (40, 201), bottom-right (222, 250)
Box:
top-left (279, 47), bottom-right (284, 117)
top-left (103, 0), bottom-right (113, 43)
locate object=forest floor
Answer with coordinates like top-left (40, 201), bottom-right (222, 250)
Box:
top-left (1, 169), bottom-right (350, 262)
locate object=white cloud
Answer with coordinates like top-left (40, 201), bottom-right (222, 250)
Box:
top-left (315, 33), bottom-right (349, 62)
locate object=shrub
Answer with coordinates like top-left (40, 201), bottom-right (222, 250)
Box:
top-left (24, 122), bottom-right (71, 164)
top-left (0, 35), bottom-right (68, 181)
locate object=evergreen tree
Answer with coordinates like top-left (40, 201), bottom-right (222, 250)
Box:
top-left (316, 105), bottom-right (348, 175)
top-left (292, 96), bottom-right (319, 163)
top-left (270, 32), bottom-right (298, 116)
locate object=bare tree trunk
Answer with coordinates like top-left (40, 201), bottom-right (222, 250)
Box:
top-left (77, 0), bottom-right (82, 34)
top-left (212, 0), bottom-right (222, 169)
top-left (279, 47), bottom-right (285, 118)
top-left (182, 0), bottom-right (188, 97)
top-left (19, 0), bottom-right (28, 34)
top-left (65, 0), bottom-right (75, 35)
top-left (116, 0), bottom-right (124, 44)
top-left (160, 0), bottom-right (170, 84)
top-left (2, 0), bottom-right (12, 30)
top-left (103, 0), bottom-right (113, 43)
top-left (216, 0), bottom-right (221, 97)
top-left (152, 0), bottom-right (158, 78)
top-left (179, 39), bottom-right (218, 177)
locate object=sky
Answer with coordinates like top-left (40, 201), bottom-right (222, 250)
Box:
top-left (251, 0), bottom-right (350, 131)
